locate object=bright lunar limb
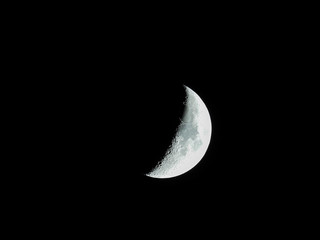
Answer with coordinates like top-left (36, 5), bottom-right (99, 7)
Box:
top-left (145, 85), bottom-right (212, 179)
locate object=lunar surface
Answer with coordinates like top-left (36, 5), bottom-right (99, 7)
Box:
top-left (145, 85), bottom-right (212, 179)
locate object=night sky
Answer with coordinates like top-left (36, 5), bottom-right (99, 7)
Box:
top-left (11, 6), bottom-right (301, 235)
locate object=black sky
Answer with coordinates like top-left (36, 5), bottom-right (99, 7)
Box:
top-left (11, 5), bottom-right (304, 234)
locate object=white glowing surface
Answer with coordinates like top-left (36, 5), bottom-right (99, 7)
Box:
top-left (146, 85), bottom-right (212, 179)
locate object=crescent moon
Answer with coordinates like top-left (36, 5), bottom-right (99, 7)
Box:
top-left (146, 85), bottom-right (212, 179)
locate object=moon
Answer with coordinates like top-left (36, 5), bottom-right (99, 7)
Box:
top-left (145, 85), bottom-right (212, 179)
